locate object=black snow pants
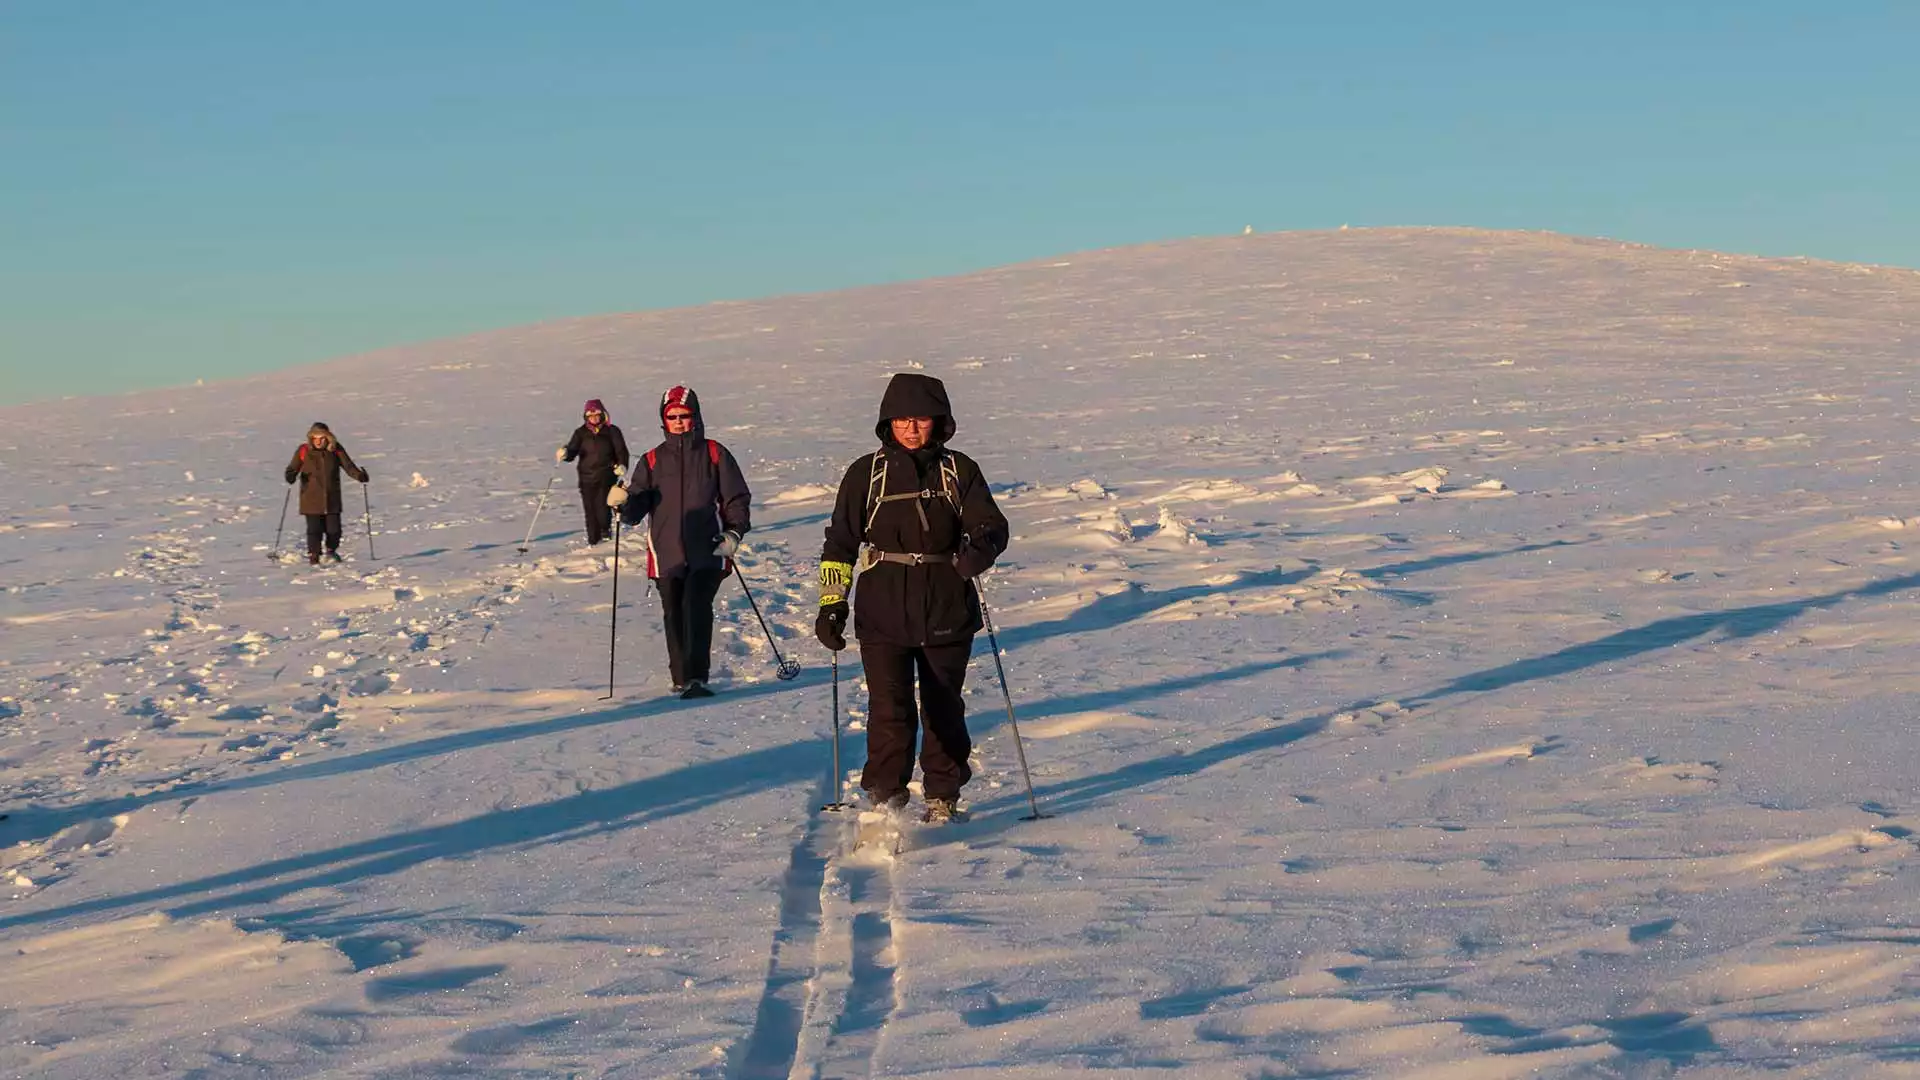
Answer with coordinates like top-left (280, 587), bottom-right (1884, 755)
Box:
top-left (658, 568), bottom-right (724, 686)
top-left (859, 639), bottom-right (974, 803)
top-left (304, 513), bottom-right (343, 557)
top-left (580, 478), bottom-right (616, 545)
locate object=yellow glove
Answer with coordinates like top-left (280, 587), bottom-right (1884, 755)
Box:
top-left (819, 560), bottom-right (853, 606)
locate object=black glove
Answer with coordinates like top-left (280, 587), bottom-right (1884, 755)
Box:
top-left (952, 533), bottom-right (995, 580)
top-left (356, 469), bottom-right (370, 483)
top-left (815, 601), bottom-right (848, 651)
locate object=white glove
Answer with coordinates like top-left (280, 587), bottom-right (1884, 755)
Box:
top-left (555, 447), bottom-right (567, 463)
top-left (712, 530), bottom-right (741, 557)
top-left (607, 486), bottom-right (630, 507)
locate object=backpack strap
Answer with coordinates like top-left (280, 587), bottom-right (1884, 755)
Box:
top-left (864, 451), bottom-right (889, 532)
top-left (645, 441), bottom-right (719, 472)
top-left (938, 452), bottom-right (960, 513)
top-left (864, 449), bottom-right (962, 533)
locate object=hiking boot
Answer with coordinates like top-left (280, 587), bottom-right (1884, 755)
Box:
top-left (921, 797), bottom-right (959, 825)
top-left (868, 790), bottom-right (909, 812)
top-left (308, 553), bottom-right (321, 565)
top-left (327, 550), bottom-right (343, 563)
top-left (678, 679), bottom-right (714, 699)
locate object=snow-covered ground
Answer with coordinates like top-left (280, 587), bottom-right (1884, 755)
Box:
top-left (5, 227), bottom-right (1920, 1078)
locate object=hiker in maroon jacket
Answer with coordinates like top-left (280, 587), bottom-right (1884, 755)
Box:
top-left (557, 399), bottom-right (630, 546)
top-left (609, 386), bottom-right (752, 698)
top-left (283, 421), bottom-right (369, 564)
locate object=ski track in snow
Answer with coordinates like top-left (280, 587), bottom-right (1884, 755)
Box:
top-left (5, 229), bottom-right (1920, 1076)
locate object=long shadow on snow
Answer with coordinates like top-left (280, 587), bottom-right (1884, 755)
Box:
top-left (0, 657), bottom-right (1303, 933)
top-left (0, 536), bottom-right (1625, 848)
top-left (755, 510), bottom-right (832, 532)
top-left (992, 564), bottom-right (1318, 650)
top-left (989, 536), bottom-right (1591, 651)
top-left (960, 572), bottom-right (1920, 833)
top-left (470, 528), bottom-right (574, 553)
top-left (1365, 537), bottom-right (1588, 580)
top-left (1402, 569), bottom-right (1920, 706)
top-left (0, 669), bottom-right (833, 851)
top-left (1006, 654), bottom-right (1338, 726)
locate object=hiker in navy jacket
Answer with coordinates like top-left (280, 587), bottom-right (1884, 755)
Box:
top-left (610, 386), bottom-right (751, 698)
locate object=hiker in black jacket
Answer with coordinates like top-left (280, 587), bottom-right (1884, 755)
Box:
top-left (557, 398), bottom-right (629, 545)
top-left (815, 373), bottom-right (1009, 823)
top-left (610, 385), bottom-right (752, 698)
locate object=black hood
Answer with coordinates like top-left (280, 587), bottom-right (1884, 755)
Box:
top-left (874, 373), bottom-right (956, 444)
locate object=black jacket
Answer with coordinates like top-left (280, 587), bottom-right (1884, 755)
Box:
top-left (564, 423), bottom-right (630, 486)
top-left (821, 373), bottom-right (1009, 647)
top-left (617, 388), bottom-right (752, 578)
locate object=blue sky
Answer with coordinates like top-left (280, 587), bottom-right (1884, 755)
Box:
top-left (3, 3), bottom-right (1914, 405)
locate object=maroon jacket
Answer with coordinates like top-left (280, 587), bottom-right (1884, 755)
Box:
top-left (285, 441), bottom-right (367, 515)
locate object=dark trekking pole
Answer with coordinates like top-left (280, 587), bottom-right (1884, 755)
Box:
top-left (360, 481), bottom-right (378, 561)
top-left (978, 594), bottom-right (1047, 820)
top-left (269, 484), bottom-right (293, 562)
top-left (732, 563), bottom-right (801, 680)
top-left (518, 468), bottom-right (558, 554)
top-left (820, 651), bottom-right (851, 812)
top-left (601, 517), bottom-right (622, 700)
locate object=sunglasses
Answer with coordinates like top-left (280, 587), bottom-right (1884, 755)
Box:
top-left (665, 413), bottom-right (694, 423)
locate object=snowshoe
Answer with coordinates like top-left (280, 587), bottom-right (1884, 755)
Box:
top-left (853, 798), bottom-right (911, 854)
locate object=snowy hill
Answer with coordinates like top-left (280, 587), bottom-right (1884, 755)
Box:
top-left (5, 227), bottom-right (1920, 1077)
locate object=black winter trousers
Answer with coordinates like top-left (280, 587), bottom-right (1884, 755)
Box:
top-left (859, 640), bottom-right (974, 802)
top-left (658, 568), bottom-right (724, 686)
top-left (304, 513), bottom-right (343, 557)
top-left (579, 478), bottom-right (616, 545)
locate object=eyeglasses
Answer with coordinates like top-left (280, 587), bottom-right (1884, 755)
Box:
top-left (585, 411), bottom-right (604, 418)
top-left (664, 413), bottom-right (694, 423)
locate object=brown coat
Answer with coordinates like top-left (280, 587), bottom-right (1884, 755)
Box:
top-left (285, 441), bottom-right (367, 515)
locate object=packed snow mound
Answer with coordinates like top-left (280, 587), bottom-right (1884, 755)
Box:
top-left (767, 483), bottom-right (836, 505)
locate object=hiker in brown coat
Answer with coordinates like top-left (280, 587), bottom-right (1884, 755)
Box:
top-left (284, 422), bottom-right (369, 564)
